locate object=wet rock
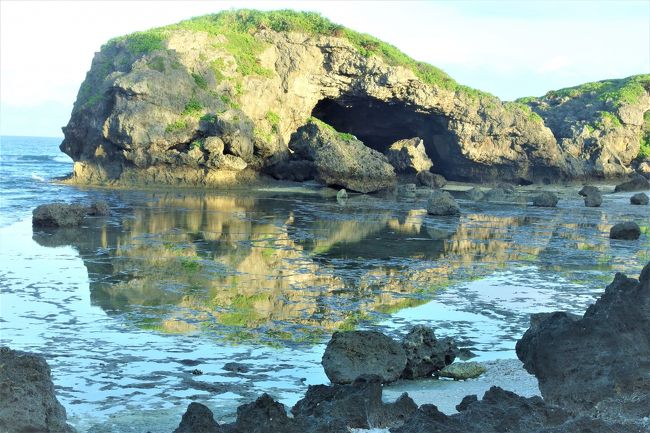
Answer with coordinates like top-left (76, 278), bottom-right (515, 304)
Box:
top-left (578, 185), bottom-right (600, 197)
top-left (438, 362), bottom-right (487, 380)
top-left (233, 393), bottom-right (296, 433)
top-left (291, 374), bottom-right (417, 429)
top-left (322, 331), bottom-right (407, 384)
top-left (416, 171), bottom-right (447, 189)
top-left (609, 221), bottom-right (641, 240)
top-left (401, 325), bottom-right (457, 379)
top-left (614, 173), bottom-right (650, 192)
top-left (0, 347), bottom-right (76, 433)
top-left (531, 191), bottom-right (559, 207)
top-left (516, 262), bottom-right (650, 413)
top-left (87, 201), bottom-right (110, 216)
top-left (32, 203), bottom-right (88, 228)
top-left (426, 190), bottom-right (460, 216)
top-left (191, 369), bottom-right (203, 375)
top-left (223, 362), bottom-right (249, 373)
top-left (385, 137), bottom-right (433, 174)
top-left (289, 121), bottom-right (396, 193)
top-left (455, 395), bottom-right (478, 412)
top-left (637, 161), bottom-right (650, 178)
top-left (173, 402), bottom-right (222, 433)
top-left (397, 183), bottom-right (417, 200)
top-left (583, 190), bottom-right (602, 207)
top-left (336, 189), bottom-right (348, 202)
top-left (630, 192), bottom-right (649, 205)
top-left (465, 187), bottom-right (484, 201)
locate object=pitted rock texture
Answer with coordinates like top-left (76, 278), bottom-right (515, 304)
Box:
top-left (60, 11), bottom-right (649, 187)
top-left (401, 325), bottom-right (457, 379)
top-left (385, 137), bottom-right (433, 174)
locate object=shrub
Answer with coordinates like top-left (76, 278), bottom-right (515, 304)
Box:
top-left (192, 72), bottom-right (208, 89)
top-left (182, 98), bottom-right (203, 116)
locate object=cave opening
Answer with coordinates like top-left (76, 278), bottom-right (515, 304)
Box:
top-left (310, 96), bottom-right (460, 176)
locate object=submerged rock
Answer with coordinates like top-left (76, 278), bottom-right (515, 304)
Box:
top-left (336, 188), bottom-right (348, 202)
top-left (416, 171), bottom-right (447, 189)
top-left (609, 221), bottom-right (641, 240)
top-left (173, 402), bottom-right (222, 433)
top-left (401, 325), bottom-right (457, 379)
top-left (614, 174), bottom-right (650, 192)
top-left (288, 120), bottom-right (396, 193)
top-left (426, 190), bottom-right (460, 215)
top-left (321, 331), bottom-right (407, 384)
top-left (465, 187), bottom-right (485, 201)
top-left (516, 262), bottom-right (650, 413)
top-left (0, 347), bottom-right (76, 433)
top-left (32, 203), bottom-right (88, 228)
top-left (87, 200), bottom-right (110, 216)
top-left (397, 183), bottom-right (417, 200)
top-left (385, 137), bottom-right (433, 174)
top-left (630, 192), bottom-right (649, 205)
top-left (531, 191), bottom-right (559, 207)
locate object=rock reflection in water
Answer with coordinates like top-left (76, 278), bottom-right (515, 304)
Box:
top-left (31, 190), bottom-right (616, 346)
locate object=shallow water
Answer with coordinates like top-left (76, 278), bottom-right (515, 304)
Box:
top-left (0, 136), bottom-right (648, 432)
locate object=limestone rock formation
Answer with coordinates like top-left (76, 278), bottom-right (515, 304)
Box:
top-left (0, 347), bottom-right (76, 433)
top-left (516, 262), bottom-right (650, 413)
top-left (416, 171), bottom-right (447, 189)
top-left (615, 173), bottom-right (650, 192)
top-left (60, 11), bottom-right (649, 187)
top-left (321, 331), bottom-right (407, 384)
top-left (401, 325), bottom-right (458, 379)
top-left (385, 137), bottom-right (433, 174)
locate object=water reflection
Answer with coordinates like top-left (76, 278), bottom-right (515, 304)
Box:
top-left (32, 190), bottom-right (648, 347)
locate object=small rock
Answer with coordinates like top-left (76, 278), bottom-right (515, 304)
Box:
top-left (87, 201), bottom-right (110, 216)
top-left (416, 171), bottom-right (447, 189)
top-left (385, 137), bottom-right (433, 174)
top-left (336, 188), bottom-right (348, 202)
top-left (578, 185), bottom-right (600, 197)
top-left (630, 192), bottom-right (649, 205)
top-left (531, 191), bottom-right (559, 207)
top-left (401, 325), bottom-right (458, 379)
top-left (191, 369), bottom-right (203, 375)
top-left (322, 331), bottom-right (407, 384)
top-left (397, 183), bottom-right (417, 200)
top-left (223, 362), bottom-right (249, 373)
top-left (234, 393), bottom-right (293, 433)
top-left (32, 203), bottom-right (88, 228)
top-left (614, 174), bottom-right (650, 192)
top-left (609, 222), bottom-right (641, 240)
top-left (438, 362), bottom-right (487, 380)
top-left (465, 187), bottom-right (484, 201)
top-left (584, 191), bottom-right (602, 207)
top-left (426, 190), bottom-right (460, 216)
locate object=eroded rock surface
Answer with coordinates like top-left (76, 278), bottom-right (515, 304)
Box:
top-left (385, 137), bottom-right (433, 174)
top-left (401, 325), bottom-right (457, 379)
top-left (615, 173), bottom-right (650, 192)
top-left (609, 221), bottom-right (641, 240)
top-left (631, 192), bottom-right (649, 205)
top-left (426, 190), bottom-right (460, 215)
top-left (32, 203), bottom-right (88, 228)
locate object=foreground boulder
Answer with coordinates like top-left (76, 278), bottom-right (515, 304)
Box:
top-left (630, 192), bottom-right (649, 205)
top-left (173, 402), bottom-right (222, 433)
top-left (578, 185), bottom-right (600, 197)
top-left (531, 191), bottom-right (559, 207)
top-left (516, 262), bottom-right (650, 413)
top-left (32, 203), bottom-right (88, 228)
top-left (614, 174), bottom-right (650, 192)
top-left (583, 189), bottom-right (602, 207)
top-left (322, 331), bottom-right (406, 384)
top-left (0, 347), bottom-right (76, 433)
top-left (385, 137), bottom-right (433, 174)
top-left (416, 171), bottom-right (447, 189)
top-left (438, 361), bottom-right (486, 380)
top-left (609, 221), bottom-right (641, 240)
top-left (288, 120), bottom-right (396, 193)
top-left (426, 190), bottom-right (460, 215)
top-left (401, 325), bottom-right (457, 379)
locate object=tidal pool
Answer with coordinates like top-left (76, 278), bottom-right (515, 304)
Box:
top-left (0, 180), bottom-right (648, 432)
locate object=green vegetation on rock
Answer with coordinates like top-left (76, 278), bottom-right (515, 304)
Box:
top-left (265, 111), bottom-right (280, 133)
top-left (182, 98), bottom-right (204, 116)
top-left (191, 72), bottom-right (208, 89)
top-left (307, 116), bottom-right (355, 141)
top-left (540, 74), bottom-right (650, 107)
top-left (165, 119), bottom-right (187, 133)
top-left (639, 111), bottom-right (650, 159)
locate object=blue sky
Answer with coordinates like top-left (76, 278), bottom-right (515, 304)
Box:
top-left (1, 0), bottom-right (648, 137)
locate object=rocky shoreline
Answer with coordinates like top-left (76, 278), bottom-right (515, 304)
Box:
top-left (2, 261), bottom-right (649, 433)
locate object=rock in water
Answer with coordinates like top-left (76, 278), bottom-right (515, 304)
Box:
top-left (578, 185), bottom-right (600, 197)
top-left (0, 347), bottom-right (76, 433)
top-left (465, 187), bottom-right (485, 201)
top-left (583, 190), bottom-right (602, 207)
top-left (322, 331), bottom-right (407, 384)
top-left (438, 362), bottom-right (487, 380)
top-left (401, 325), bottom-right (457, 379)
top-left (87, 201), bottom-right (110, 216)
top-left (234, 394), bottom-right (296, 433)
top-left (336, 188), bottom-right (348, 202)
top-left (426, 190), bottom-right (460, 215)
top-left (173, 402), bottom-right (222, 433)
top-left (416, 171), bottom-right (447, 189)
top-left (531, 191), bottom-right (559, 207)
top-left (614, 174), bottom-right (650, 192)
top-left (609, 222), bottom-right (641, 240)
top-left (516, 262), bottom-right (650, 413)
top-left (32, 203), bottom-right (88, 228)
top-left (288, 120), bottom-right (396, 193)
top-left (385, 137), bottom-right (433, 174)
top-left (630, 192), bottom-right (649, 205)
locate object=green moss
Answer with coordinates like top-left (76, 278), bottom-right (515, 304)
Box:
top-left (504, 101), bottom-right (543, 123)
top-left (594, 111), bottom-right (623, 129)
top-left (165, 119), bottom-right (187, 133)
top-left (105, 29), bottom-right (167, 55)
top-left (219, 94), bottom-right (240, 110)
top-left (210, 58), bottom-right (226, 82)
top-left (149, 56), bottom-right (166, 72)
top-left (307, 117), bottom-right (356, 141)
top-left (265, 111), bottom-right (280, 133)
top-left (191, 72), bottom-right (208, 89)
top-left (189, 139), bottom-right (205, 151)
top-left (638, 111), bottom-right (650, 159)
top-left (182, 98), bottom-right (204, 116)
top-left (544, 74), bottom-right (650, 107)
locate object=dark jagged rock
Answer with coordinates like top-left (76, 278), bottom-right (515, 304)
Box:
top-left (233, 393), bottom-right (296, 433)
top-left (0, 347), bottom-right (76, 433)
top-left (531, 191), bottom-right (559, 207)
top-left (583, 190), bottom-right (602, 207)
top-left (426, 190), bottom-right (460, 215)
top-left (630, 192), bottom-right (649, 205)
top-left (516, 263), bottom-right (650, 414)
top-left (401, 325), bottom-right (457, 379)
top-left (32, 203), bottom-right (88, 228)
top-left (609, 221), bottom-right (641, 240)
top-left (416, 171), bottom-right (447, 189)
top-left (385, 137), bottom-right (433, 174)
top-left (173, 402), bottom-right (222, 433)
top-left (614, 173), bottom-right (650, 192)
top-left (223, 362), bottom-right (249, 373)
top-left (87, 201), bottom-right (110, 216)
top-left (455, 395), bottom-right (478, 412)
top-left (288, 120), bottom-right (396, 193)
top-left (291, 375), bottom-right (417, 429)
top-left (578, 185), bottom-right (600, 197)
top-left (396, 183), bottom-right (417, 200)
top-left (322, 331), bottom-right (407, 384)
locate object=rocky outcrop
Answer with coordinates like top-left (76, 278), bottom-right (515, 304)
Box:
top-left (173, 402), bottom-right (222, 433)
top-left (280, 120), bottom-right (396, 193)
top-left (0, 347), bottom-right (76, 433)
top-left (60, 10), bottom-right (649, 187)
top-left (401, 325), bottom-right (457, 379)
top-left (32, 203), bottom-right (88, 228)
top-left (615, 173), bottom-right (650, 192)
top-left (609, 221), bottom-right (641, 240)
top-left (416, 171), bottom-right (447, 189)
top-left (385, 137), bottom-right (433, 174)
top-left (516, 262), bottom-right (650, 414)
top-left (321, 331), bottom-right (406, 384)
top-left (426, 190), bottom-right (460, 215)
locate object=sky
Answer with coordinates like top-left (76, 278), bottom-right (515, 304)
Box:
top-left (1, 0), bottom-right (649, 137)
